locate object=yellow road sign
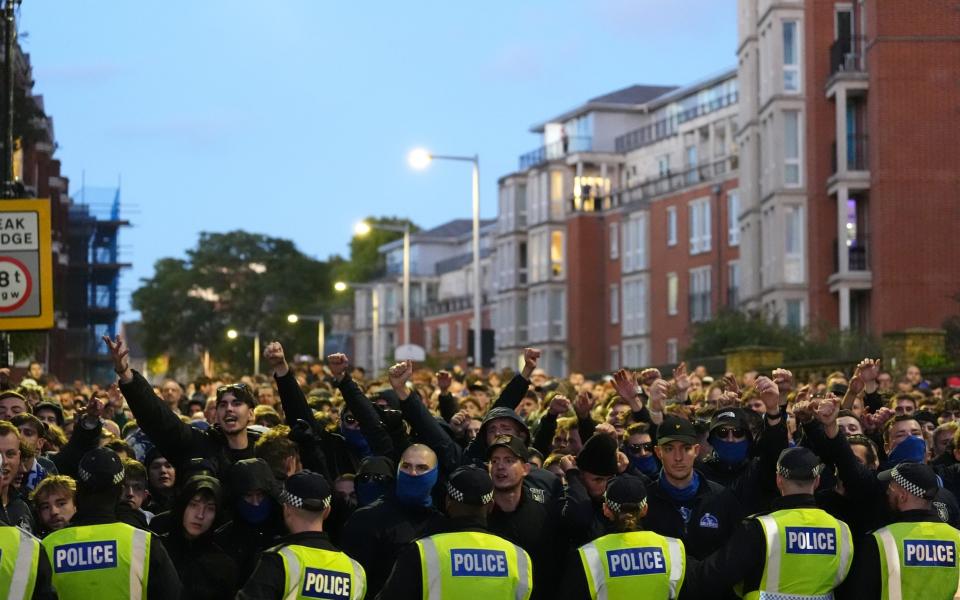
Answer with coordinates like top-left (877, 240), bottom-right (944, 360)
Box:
top-left (0, 199), bottom-right (53, 330)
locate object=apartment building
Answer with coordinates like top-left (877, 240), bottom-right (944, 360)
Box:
top-left (739, 0), bottom-right (960, 334)
top-left (353, 219), bottom-right (495, 372)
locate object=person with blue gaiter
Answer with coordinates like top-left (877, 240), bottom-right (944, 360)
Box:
top-left (340, 443), bottom-right (442, 597)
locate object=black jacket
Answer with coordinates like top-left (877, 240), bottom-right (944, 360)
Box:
top-left (236, 531), bottom-right (348, 600)
top-left (0, 488), bottom-right (35, 534)
top-left (686, 494), bottom-right (835, 599)
top-left (66, 505), bottom-right (182, 599)
top-left (339, 492), bottom-right (442, 597)
top-left (488, 483), bottom-right (562, 600)
top-left (119, 370), bottom-right (258, 478)
top-left (49, 416), bottom-right (101, 478)
top-left (161, 530), bottom-right (238, 600)
top-left (643, 470), bottom-right (744, 560)
top-left (559, 468), bottom-right (616, 547)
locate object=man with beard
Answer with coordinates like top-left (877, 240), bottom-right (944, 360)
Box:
top-left (105, 335), bottom-right (260, 478)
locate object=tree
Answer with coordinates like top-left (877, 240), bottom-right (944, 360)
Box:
top-left (331, 216), bottom-right (419, 284)
top-left (132, 231), bottom-right (335, 374)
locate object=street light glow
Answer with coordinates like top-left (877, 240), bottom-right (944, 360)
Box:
top-left (334, 281), bottom-right (348, 293)
top-left (408, 148), bottom-right (432, 170)
top-left (354, 221), bottom-right (372, 236)
top-left (287, 314), bottom-right (299, 323)
top-left (226, 329), bottom-right (239, 340)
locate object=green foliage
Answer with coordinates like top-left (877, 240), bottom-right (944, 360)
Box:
top-left (685, 309), bottom-right (882, 362)
top-left (331, 216), bottom-right (418, 284)
top-left (915, 351), bottom-right (951, 372)
top-left (132, 231), bottom-right (335, 375)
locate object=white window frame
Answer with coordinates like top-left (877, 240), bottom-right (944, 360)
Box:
top-left (667, 206), bottom-right (677, 247)
top-left (666, 338), bottom-right (679, 364)
top-left (688, 198), bottom-right (711, 255)
top-left (610, 283), bottom-right (620, 325)
top-left (689, 266), bottom-right (712, 323)
top-left (438, 324), bottom-right (450, 352)
top-left (609, 222), bottom-right (619, 259)
top-left (727, 189), bottom-right (740, 246)
top-left (667, 272), bottom-right (679, 316)
top-left (783, 20), bottom-right (801, 93)
top-left (784, 110), bottom-right (802, 187)
top-left (609, 346), bottom-right (621, 371)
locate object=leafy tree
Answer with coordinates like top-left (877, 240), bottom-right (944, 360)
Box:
top-left (331, 216), bottom-right (419, 284)
top-left (132, 231), bottom-right (334, 374)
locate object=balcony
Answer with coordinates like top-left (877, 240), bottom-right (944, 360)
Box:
top-left (609, 155), bottom-right (739, 209)
top-left (518, 136), bottom-right (592, 171)
top-left (422, 294), bottom-right (489, 318)
top-left (826, 36), bottom-right (869, 99)
top-left (829, 239), bottom-right (873, 292)
top-left (615, 92), bottom-right (738, 153)
top-left (831, 133), bottom-right (869, 173)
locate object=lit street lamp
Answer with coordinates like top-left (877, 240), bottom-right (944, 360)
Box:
top-left (287, 313), bottom-right (326, 360)
top-left (408, 147), bottom-right (483, 367)
top-left (226, 328), bottom-right (261, 374)
top-left (334, 281), bottom-right (348, 293)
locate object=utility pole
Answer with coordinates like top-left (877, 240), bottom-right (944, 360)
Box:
top-left (0, 0), bottom-right (20, 368)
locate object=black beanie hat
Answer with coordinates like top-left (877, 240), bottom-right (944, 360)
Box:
top-left (577, 434), bottom-right (619, 477)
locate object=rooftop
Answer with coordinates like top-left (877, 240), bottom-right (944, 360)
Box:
top-left (530, 83), bottom-right (678, 133)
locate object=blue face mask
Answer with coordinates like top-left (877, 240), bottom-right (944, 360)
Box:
top-left (886, 435), bottom-right (927, 468)
top-left (629, 454), bottom-right (660, 478)
top-left (712, 438), bottom-right (749, 465)
top-left (237, 496), bottom-right (273, 524)
top-left (357, 481), bottom-right (388, 507)
top-left (395, 468), bottom-right (438, 507)
top-left (341, 425), bottom-right (372, 458)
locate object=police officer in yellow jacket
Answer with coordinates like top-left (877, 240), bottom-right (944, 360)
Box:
top-left (560, 474), bottom-right (687, 599)
top-left (237, 470), bottom-right (366, 600)
top-left (688, 447), bottom-right (854, 599)
top-left (377, 465), bottom-right (534, 599)
top-left (839, 462), bottom-right (960, 600)
top-left (41, 447), bottom-right (182, 599)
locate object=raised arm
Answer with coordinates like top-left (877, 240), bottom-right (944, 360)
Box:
top-left (492, 348), bottom-right (539, 410)
top-left (389, 360), bottom-right (461, 474)
top-left (436, 370), bottom-right (459, 423)
top-left (104, 335), bottom-right (200, 466)
top-left (51, 396), bottom-right (105, 477)
top-left (332, 353), bottom-right (395, 459)
top-left (264, 341), bottom-right (318, 428)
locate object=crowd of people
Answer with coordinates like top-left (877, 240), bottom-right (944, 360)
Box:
top-left (0, 335), bottom-right (959, 599)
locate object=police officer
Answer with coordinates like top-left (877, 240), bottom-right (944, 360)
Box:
top-left (0, 452), bottom-right (56, 600)
top-left (41, 447), bottom-right (181, 599)
top-left (561, 474), bottom-right (686, 599)
top-left (237, 470), bottom-right (366, 600)
top-left (377, 465), bottom-right (534, 599)
top-left (839, 462), bottom-right (960, 599)
top-left (688, 447), bottom-right (853, 599)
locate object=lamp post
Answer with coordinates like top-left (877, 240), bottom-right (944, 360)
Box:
top-left (226, 328), bottom-right (261, 374)
top-left (408, 148), bottom-right (483, 367)
top-left (287, 313), bottom-right (326, 360)
top-left (354, 220), bottom-right (411, 350)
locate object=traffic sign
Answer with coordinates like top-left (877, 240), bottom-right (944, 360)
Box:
top-left (0, 199), bottom-right (53, 330)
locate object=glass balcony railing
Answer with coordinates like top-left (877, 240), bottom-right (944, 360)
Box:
top-left (518, 136), bottom-right (592, 171)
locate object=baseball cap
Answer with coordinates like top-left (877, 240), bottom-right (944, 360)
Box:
top-left (445, 466), bottom-right (494, 506)
top-left (487, 435), bottom-right (529, 461)
top-left (280, 470), bottom-right (332, 511)
top-left (33, 401), bottom-right (65, 426)
top-left (879, 463), bottom-right (940, 500)
top-left (776, 447), bottom-right (823, 481)
top-left (77, 448), bottom-right (125, 491)
top-left (709, 408), bottom-right (749, 433)
top-left (657, 416), bottom-right (698, 445)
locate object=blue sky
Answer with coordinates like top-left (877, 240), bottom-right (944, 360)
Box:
top-left (19, 0), bottom-right (737, 315)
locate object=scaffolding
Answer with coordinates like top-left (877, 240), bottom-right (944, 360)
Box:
top-left (67, 186), bottom-right (130, 383)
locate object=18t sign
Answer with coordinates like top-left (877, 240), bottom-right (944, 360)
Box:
top-left (0, 257), bottom-right (32, 312)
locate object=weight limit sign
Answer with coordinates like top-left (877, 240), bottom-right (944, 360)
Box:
top-left (0, 199), bottom-right (54, 330)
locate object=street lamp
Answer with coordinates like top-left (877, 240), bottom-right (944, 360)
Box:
top-left (354, 220), bottom-right (412, 352)
top-left (287, 313), bottom-right (326, 361)
top-left (333, 281), bottom-right (348, 293)
top-left (408, 147), bottom-right (483, 367)
top-left (226, 328), bottom-right (261, 374)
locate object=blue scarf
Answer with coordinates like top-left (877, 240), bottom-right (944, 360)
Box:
top-left (396, 468), bottom-right (438, 507)
top-left (236, 497), bottom-right (273, 524)
top-left (341, 425), bottom-right (372, 458)
top-left (629, 454), bottom-right (660, 478)
top-left (712, 439), bottom-right (749, 466)
top-left (884, 435), bottom-right (927, 469)
top-left (659, 470), bottom-right (701, 504)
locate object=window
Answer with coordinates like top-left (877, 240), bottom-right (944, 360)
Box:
top-left (455, 321), bottom-right (463, 350)
top-left (658, 154), bottom-right (671, 177)
top-left (784, 110), bottom-right (801, 186)
top-left (783, 20), bottom-right (800, 92)
top-left (610, 284), bottom-right (620, 325)
top-left (667, 207), bottom-right (677, 247)
top-left (622, 341), bottom-right (649, 369)
top-left (425, 327), bottom-right (432, 352)
top-left (667, 272), bottom-right (679, 316)
top-left (622, 278), bottom-right (649, 336)
top-left (609, 346), bottom-right (621, 371)
top-left (727, 189), bottom-right (740, 246)
top-left (549, 289), bottom-right (565, 339)
top-left (666, 339), bottom-right (679, 364)
top-left (609, 222), bottom-right (619, 260)
top-left (689, 267), bottom-right (712, 323)
top-left (438, 324), bottom-right (450, 352)
top-left (688, 198), bottom-right (712, 254)
top-left (550, 231), bottom-right (565, 278)
top-left (786, 299), bottom-right (804, 330)
top-left (516, 184), bottom-right (527, 227)
top-left (785, 205), bottom-right (803, 256)
top-left (685, 145), bottom-right (699, 185)
top-left (550, 171), bottom-right (565, 219)
top-left (727, 261), bottom-right (740, 307)
top-left (622, 213), bottom-right (648, 273)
